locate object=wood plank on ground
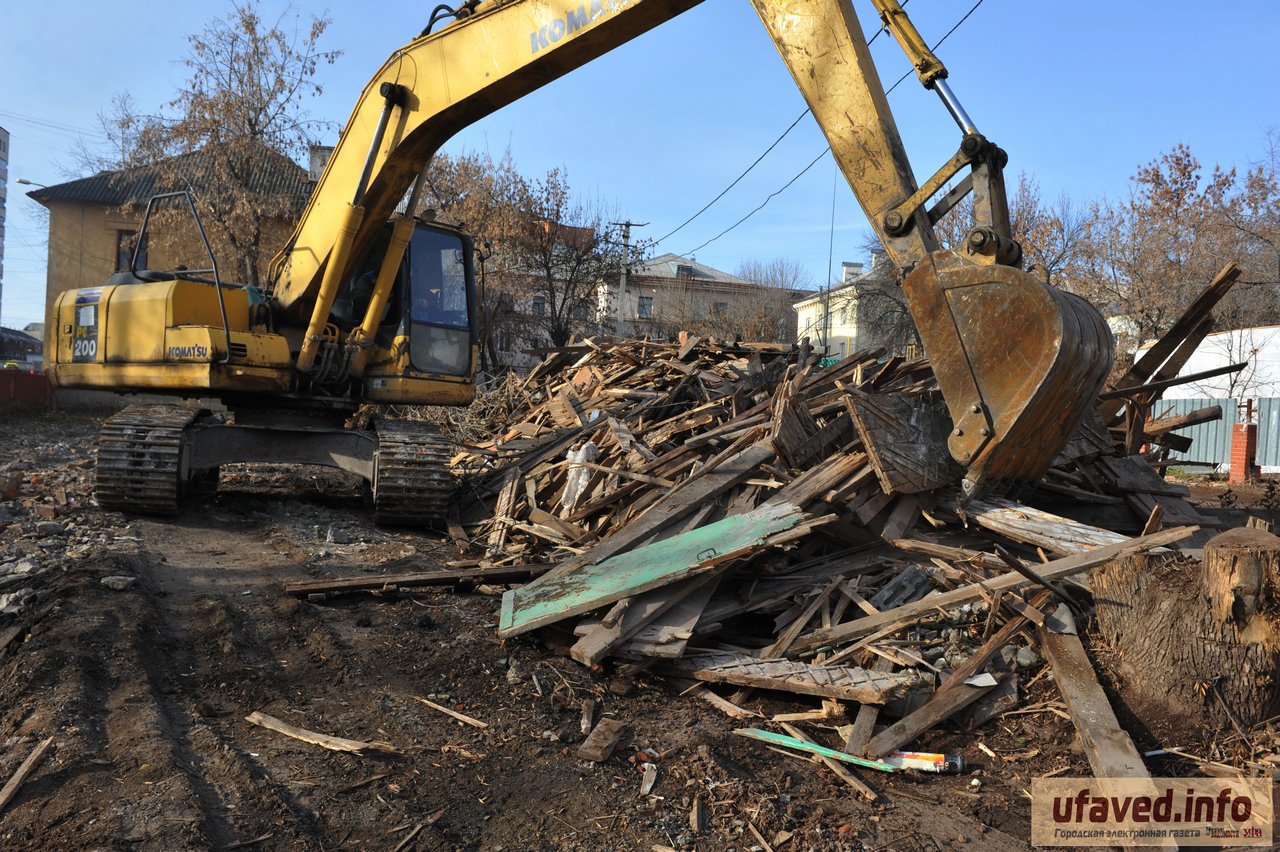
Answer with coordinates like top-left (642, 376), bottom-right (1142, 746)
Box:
top-left (1038, 605), bottom-right (1149, 779)
top-left (860, 590), bottom-right (1051, 758)
top-left (539, 442), bottom-right (776, 585)
top-left (245, 711), bottom-right (397, 755)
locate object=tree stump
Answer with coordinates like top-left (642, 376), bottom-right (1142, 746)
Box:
top-left (1093, 527), bottom-right (1280, 733)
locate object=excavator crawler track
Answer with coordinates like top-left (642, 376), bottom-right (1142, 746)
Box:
top-left (96, 405), bottom-right (202, 515)
top-left (372, 420), bottom-right (454, 526)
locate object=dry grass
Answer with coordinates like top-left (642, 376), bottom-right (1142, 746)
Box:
top-left (386, 373), bottom-right (534, 446)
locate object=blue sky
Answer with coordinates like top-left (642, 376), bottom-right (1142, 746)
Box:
top-left (1, 0), bottom-right (1277, 329)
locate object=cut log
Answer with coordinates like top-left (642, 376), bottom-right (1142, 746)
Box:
top-left (1093, 527), bottom-right (1280, 731)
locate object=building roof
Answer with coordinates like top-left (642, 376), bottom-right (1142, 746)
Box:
top-left (0, 326), bottom-right (42, 353)
top-left (631, 253), bottom-right (752, 286)
top-left (27, 143), bottom-right (310, 210)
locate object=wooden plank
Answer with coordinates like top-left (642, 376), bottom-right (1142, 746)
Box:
top-left (862, 678), bottom-right (999, 758)
top-left (1124, 491), bottom-right (1209, 528)
top-left (499, 501), bottom-right (808, 638)
top-left (412, 696), bottom-right (488, 729)
top-left (284, 563), bottom-right (550, 596)
top-left (620, 573), bottom-right (723, 659)
top-left (1097, 362), bottom-right (1246, 401)
top-left (676, 653), bottom-right (917, 704)
top-left (845, 657), bottom-right (895, 754)
top-left (944, 494), bottom-right (1133, 555)
top-left (1038, 606), bottom-right (1149, 778)
top-left (484, 468), bottom-right (521, 558)
top-left (1099, 262), bottom-right (1239, 419)
top-left (793, 526), bottom-right (1196, 652)
top-left (571, 572), bottom-right (720, 665)
top-left (245, 711), bottom-right (397, 755)
top-left (845, 390), bottom-right (963, 494)
top-left (770, 451), bottom-right (867, 508)
top-left (0, 736), bottom-right (54, 816)
top-left (778, 723), bottom-right (878, 801)
top-left (1094, 455), bottom-right (1189, 496)
top-left (1144, 405), bottom-right (1222, 436)
top-left (877, 496), bottom-right (920, 541)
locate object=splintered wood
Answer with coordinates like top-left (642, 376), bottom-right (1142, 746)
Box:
top-left (300, 290), bottom-right (1241, 778)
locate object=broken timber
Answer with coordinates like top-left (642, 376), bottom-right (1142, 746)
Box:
top-left (792, 526), bottom-right (1195, 653)
top-left (675, 653), bottom-right (917, 704)
top-left (1038, 605), bottom-right (1149, 778)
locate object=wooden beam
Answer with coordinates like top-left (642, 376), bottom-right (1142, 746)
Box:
top-left (1097, 362), bottom-right (1246, 401)
top-left (1038, 606), bottom-right (1149, 778)
top-left (0, 736), bottom-right (54, 816)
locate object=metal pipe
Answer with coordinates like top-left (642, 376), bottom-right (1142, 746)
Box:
top-left (934, 79), bottom-right (978, 135)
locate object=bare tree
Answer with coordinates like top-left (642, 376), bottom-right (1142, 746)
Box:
top-left (156, 1), bottom-right (341, 286)
top-left (735, 257), bottom-right (813, 291)
top-left (68, 92), bottom-right (172, 175)
top-left (1074, 143), bottom-right (1280, 350)
top-left (490, 168), bottom-right (625, 348)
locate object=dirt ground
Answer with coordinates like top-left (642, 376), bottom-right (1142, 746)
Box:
top-left (0, 407), bottom-right (1167, 851)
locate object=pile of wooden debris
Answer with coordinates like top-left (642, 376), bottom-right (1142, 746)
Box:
top-left (293, 263), bottom-right (1260, 788)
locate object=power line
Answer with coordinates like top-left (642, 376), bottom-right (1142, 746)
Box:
top-left (654, 6), bottom-right (904, 249)
top-left (0, 109), bottom-right (109, 141)
top-left (683, 146), bottom-right (830, 258)
top-left (679, 0), bottom-right (985, 257)
top-left (884, 0), bottom-right (985, 95)
top-left (653, 109), bottom-right (811, 247)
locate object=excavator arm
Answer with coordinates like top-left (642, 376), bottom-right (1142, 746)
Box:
top-left (271, 0), bottom-right (1113, 496)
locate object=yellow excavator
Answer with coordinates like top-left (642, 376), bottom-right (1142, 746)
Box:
top-left (47, 0), bottom-right (1112, 523)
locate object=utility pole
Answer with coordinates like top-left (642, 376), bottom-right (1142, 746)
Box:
top-left (610, 221), bottom-right (646, 339)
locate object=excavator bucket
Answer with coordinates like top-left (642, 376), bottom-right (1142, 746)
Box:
top-left (902, 250), bottom-right (1114, 499)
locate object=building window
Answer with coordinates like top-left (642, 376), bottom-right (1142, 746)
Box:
top-left (116, 230), bottom-right (147, 272)
top-left (712, 301), bottom-right (729, 317)
top-left (570, 301), bottom-right (589, 321)
top-left (638, 295), bottom-right (653, 319)
top-left (531, 295), bottom-right (546, 317)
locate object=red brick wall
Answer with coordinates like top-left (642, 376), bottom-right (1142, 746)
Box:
top-left (1230, 422), bottom-right (1262, 484)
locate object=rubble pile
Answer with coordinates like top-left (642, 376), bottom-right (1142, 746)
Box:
top-left (289, 266), bottom-right (1256, 785)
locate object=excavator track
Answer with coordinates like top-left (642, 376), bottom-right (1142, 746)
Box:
top-left (372, 420), bottom-right (454, 526)
top-left (96, 405), bottom-right (202, 515)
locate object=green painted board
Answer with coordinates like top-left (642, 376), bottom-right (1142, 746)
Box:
top-left (733, 728), bottom-right (899, 773)
top-left (499, 500), bottom-right (805, 638)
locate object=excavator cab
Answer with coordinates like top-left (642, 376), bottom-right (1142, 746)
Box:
top-left (404, 224), bottom-right (477, 378)
top-left (332, 218), bottom-right (478, 383)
